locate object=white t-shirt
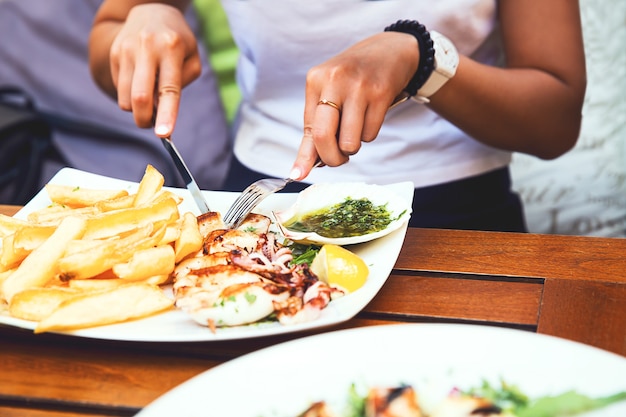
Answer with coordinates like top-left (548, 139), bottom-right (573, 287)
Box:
top-left (222, 0), bottom-right (511, 187)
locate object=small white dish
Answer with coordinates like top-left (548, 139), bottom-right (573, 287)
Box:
top-left (273, 182), bottom-right (413, 245)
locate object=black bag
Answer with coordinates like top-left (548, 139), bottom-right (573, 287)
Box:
top-left (0, 89), bottom-right (54, 205)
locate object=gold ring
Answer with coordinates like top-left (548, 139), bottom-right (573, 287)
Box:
top-left (318, 99), bottom-right (341, 113)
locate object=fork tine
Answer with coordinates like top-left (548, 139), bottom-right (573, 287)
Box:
top-left (224, 194), bottom-right (258, 222)
top-left (224, 192), bottom-right (257, 218)
top-left (223, 160), bottom-right (322, 228)
top-left (223, 174), bottom-right (295, 228)
top-left (225, 197), bottom-right (265, 228)
top-left (227, 196), bottom-right (264, 225)
top-left (223, 187), bottom-right (265, 225)
top-left (223, 185), bottom-right (259, 213)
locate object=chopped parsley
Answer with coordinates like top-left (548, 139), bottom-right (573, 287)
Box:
top-left (244, 292), bottom-right (257, 304)
top-left (284, 197), bottom-right (401, 238)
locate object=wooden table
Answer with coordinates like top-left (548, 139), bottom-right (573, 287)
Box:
top-left (1, 204), bottom-right (625, 417)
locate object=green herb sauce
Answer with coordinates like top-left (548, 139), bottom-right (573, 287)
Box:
top-left (284, 197), bottom-right (397, 238)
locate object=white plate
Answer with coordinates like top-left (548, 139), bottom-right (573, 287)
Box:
top-left (136, 324), bottom-right (626, 417)
top-left (0, 168), bottom-right (414, 342)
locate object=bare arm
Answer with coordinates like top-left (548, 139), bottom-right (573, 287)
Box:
top-left (431, 0), bottom-right (587, 159)
top-left (291, 0), bottom-right (586, 179)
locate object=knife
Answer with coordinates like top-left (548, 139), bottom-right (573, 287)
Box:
top-left (160, 135), bottom-right (211, 214)
top-left (152, 102), bottom-right (210, 214)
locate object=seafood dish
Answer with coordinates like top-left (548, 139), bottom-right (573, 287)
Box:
top-left (0, 167), bottom-right (413, 342)
top-left (173, 212), bottom-right (344, 330)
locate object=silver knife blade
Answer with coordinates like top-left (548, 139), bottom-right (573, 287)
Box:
top-left (160, 136), bottom-right (211, 214)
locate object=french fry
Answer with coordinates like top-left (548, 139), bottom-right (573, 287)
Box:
top-left (0, 214), bottom-right (31, 237)
top-left (57, 244), bottom-right (118, 281)
top-left (34, 283), bottom-right (174, 334)
top-left (94, 194), bottom-right (136, 212)
top-left (112, 245), bottom-right (175, 281)
top-left (160, 223), bottom-right (182, 246)
top-left (68, 278), bottom-right (131, 291)
top-left (82, 197), bottom-right (179, 240)
top-left (67, 274), bottom-right (170, 291)
top-left (154, 190), bottom-right (183, 206)
top-left (0, 268), bottom-right (17, 286)
top-left (13, 224), bottom-right (56, 251)
top-left (26, 204), bottom-right (100, 225)
top-left (9, 287), bottom-right (80, 321)
top-left (143, 274), bottom-right (172, 286)
top-left (174, 212), bottom-right (203, 262)
top-left (2, 216), bottom-right (87, 303)
top-left (1, 234), bottom-right (29, 269)
top-left (2, 164), bottom-right (200, 333)
top-left (25, 204), bottom-right (71, 224)
top-left (1, 225), bottom-right (56, 271)
top-left (45, 184), bottom-right (129, 208)
top-left (133, 164), bottom-right (165, 207)
top-left (64, 238), bottom-right (119, 257)
top-left (58, 223), bottom-right (167, 280)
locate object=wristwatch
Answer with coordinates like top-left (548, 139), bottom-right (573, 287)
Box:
top-left (415, 30), bottom-right (459, 102)
top-left (384, 20), bottom-right (460, 105)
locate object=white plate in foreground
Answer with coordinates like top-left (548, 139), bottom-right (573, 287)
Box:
top-left (136, 323), bottom-right (626, 417)
top-left (0, 168), bottom-right (414, 342)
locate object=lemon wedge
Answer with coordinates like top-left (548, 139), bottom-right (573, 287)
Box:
top-left (310, 244), bottom-right (369, 293)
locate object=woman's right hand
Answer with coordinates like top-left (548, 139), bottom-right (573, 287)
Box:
top-left (89, 1), bottom-right (200, 136)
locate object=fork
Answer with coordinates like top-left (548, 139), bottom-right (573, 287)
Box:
top-left (223, 160), bottom-right (323, 229)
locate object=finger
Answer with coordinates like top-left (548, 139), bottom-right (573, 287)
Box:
top-left (313, 98), bottom-right (348, 166)
top-left (291, 83), bottom-right (326, 179)
top-left (111, 38), bottom-right (134, 113)
top-left (360, 99), bottom-right (388, 144)
top-left (335, 97), bottom-right (365, 156)
top-left (181, 54), bottom-right (203, 88)
top-left (130, 39), bottom-right (158, 129)
top-left (152, 53), bottom-right (184, 138)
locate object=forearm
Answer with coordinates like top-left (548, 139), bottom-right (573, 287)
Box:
top-left (428, 0), bottom-right (585, 160)
top-left (430, 56), bottom-right (586, 160)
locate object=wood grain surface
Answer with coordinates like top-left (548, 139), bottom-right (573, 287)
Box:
top-left (1, 204), bottom-right (625, 417)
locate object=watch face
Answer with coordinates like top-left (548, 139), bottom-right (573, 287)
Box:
top-left (431, 31), bottom-right (459, 77)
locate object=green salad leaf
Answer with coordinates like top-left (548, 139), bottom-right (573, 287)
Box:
top-left (344, 383), bottom-right (366, 417)
top-left (464, 379), bottom-right (626, 417)
top-left (464, 378), bottom-right (530, 411)
top-left (517, 390), bottom-right (626, 417)
top-left (288, 243), bottom-right (321, 266)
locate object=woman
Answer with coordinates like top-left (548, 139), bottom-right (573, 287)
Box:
top-left (88, 0), bottom-right (586, 231)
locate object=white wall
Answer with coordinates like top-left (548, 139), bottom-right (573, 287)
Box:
top-left (510, 0), bottom-right (626, 237)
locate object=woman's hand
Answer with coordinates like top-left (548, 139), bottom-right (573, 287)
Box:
top-left (90, 1), bottom-right (199, 136)
top-left (290, 31), bottom-right (419, 180)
